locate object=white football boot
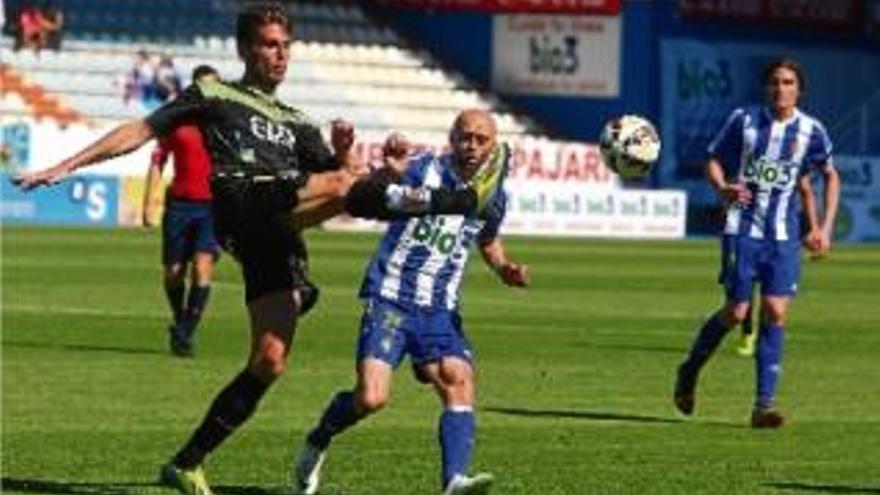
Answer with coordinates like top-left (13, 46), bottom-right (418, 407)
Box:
top-left (293, 441), bottom-right (326, 495)
top-left (442, 473), bottom-right (494, 495)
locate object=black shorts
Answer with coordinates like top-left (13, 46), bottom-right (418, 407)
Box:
top-left (210, 175), bottom-right (316, 305)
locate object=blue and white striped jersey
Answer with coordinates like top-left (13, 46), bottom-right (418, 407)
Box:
top-left (708, 105), bottom-right (833, 241)
top-left (359, 152), bottom-right (507, 311)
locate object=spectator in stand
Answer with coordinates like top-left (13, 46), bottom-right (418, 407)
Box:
top-left (155, 55), bottom-right (183, 104)
top-left (14, 4), bottom-right (45, 52)
top-left (123, 50), bottom-right (160, 112)
top-left (41, 3), bottom-right (63, 51)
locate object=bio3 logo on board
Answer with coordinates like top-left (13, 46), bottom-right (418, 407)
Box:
top-left (677, 59), bottom-right (732, 101)
top-left (529, 34), bottom-right (579, 75)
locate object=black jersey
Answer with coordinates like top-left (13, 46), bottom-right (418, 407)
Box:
top-left (145, 80), bottom-right (336, 304)
top-left (146, 80), bottom-right (337, 177)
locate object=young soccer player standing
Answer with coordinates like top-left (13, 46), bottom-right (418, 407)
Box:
top-left (674, 58), bottom-right (840, 427)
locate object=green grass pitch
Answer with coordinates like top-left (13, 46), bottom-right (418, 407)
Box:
top-left (3, 226), bottom-right (879, 494)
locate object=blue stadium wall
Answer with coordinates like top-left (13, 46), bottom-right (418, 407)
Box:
top-left (380, 2), bottom-right (877, 147)
top-left (377, 2), bottom-right (880, 237)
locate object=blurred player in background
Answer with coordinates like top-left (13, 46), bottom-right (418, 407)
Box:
top-left (142, 65), bottom-right (219, 358)
top-left (13, 4), bottom-right (497, 494)
top-left (294, 109), bottom-right (528, 495)
top-left (674, 58), bottom-right (840, 428)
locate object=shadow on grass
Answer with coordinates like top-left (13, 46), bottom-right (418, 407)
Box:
top-left (0, 478), bottom-right (153, 495)
top-left (2, 340), bottom-right (163, 356)
top-left (484, 406), bottom-right (683, 425)
top-left (0, 478), bottom-right (288, 495)
top-left (484, 406), bottom-right (747, 429)
top-left (767, 482), bottom-right (880, 493)
top-left (581, 342), bottom-right (685, 354)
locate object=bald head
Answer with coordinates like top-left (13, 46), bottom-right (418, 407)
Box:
top-left (450, 109), bottom-right (498, 178)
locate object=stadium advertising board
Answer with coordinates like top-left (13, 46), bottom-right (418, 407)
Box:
top-left (833, 155), bottom-right (880, 242)
top-left (0, 173), bottom-right (119, 226)
top-left (491, 14), bottom-right (620, 98)
top-left (338, 134), bottom-right (687, 239)
top-left (501, 183), bottom-right (687, 238)
top-left (7, 122), bottom-right (685, 237)
top-left (378, 0), bottom-right (621, 14)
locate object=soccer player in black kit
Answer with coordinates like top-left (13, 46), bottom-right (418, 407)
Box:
top-left (13, 4), bottom-right (500, 494)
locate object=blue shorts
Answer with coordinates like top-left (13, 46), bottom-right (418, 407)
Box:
top-left (718, 235), bottom-right (801, 302)
top-left (356, 297), bottom-right (474, 371)
top-left (162, 198), bottom-right (219, 265)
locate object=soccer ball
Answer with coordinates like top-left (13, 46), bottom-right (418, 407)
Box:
top-left (599, 114), bottom-right (661, 180)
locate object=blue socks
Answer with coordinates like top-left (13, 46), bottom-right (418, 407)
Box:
top-left (681, 314), bottom-right (731, 377)
top-left (756, 324), bottom-right (784, 408)
top-left (306, 394), bottom-right (478, 490)
top-left (307, 391), bottom-right (362, 450)
top-left (439, 407), bottom-right (475, 488)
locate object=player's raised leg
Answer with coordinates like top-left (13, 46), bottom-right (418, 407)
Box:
top-left (290, 142), bottom-right (511, 230)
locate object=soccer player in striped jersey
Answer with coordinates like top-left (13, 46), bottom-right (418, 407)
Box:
top-left (674, 58), bottom-right (840, 428)
top-left (293, 109), bottom-right (528, 495)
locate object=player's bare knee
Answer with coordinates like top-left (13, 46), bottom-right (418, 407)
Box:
top-left (193, 255), bottom-right (214, 284)
top-left (441, 380), bottom-right (474, 406)
top-left (437, 360), bottom-right (475, 404)
top-left (762, 307), bottom-right (787, 327)
top-left (356, 387), bottom-right (388, 414)
top-left (251, 335), bottom-right (289, 380)
top-left (760, 297), bottom-right (790, 327)
top-left (164, 264), bottom-right (185, 286)
top-left (722, 304), bottom-right (750, 326)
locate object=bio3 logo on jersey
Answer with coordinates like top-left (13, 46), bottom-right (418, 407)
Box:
top-left (249, 115), bottom-right (296, 150)
top-left (413, 217), bottom-right (458, 254)
top-left (412, 216), bottom-right (483, 259)
top-left (744, 156), bottom-right (795, 188)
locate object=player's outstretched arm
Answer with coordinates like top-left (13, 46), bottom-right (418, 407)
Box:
top-left (12, 120), bottom-right (155, 191)
top-left (479, 238), bottom-right (529, 288)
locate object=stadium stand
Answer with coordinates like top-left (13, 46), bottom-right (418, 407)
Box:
top-left (1, 0), bottom-right (536, 141)
top-left (0, 62), bottom-right (85, 126)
